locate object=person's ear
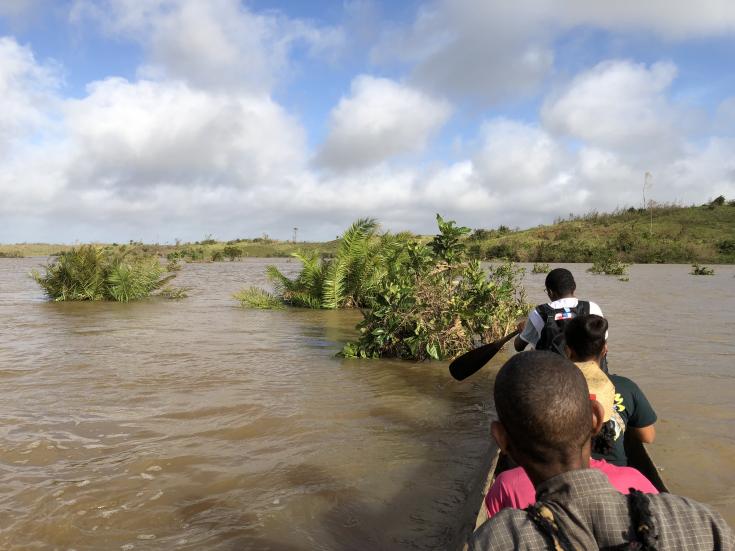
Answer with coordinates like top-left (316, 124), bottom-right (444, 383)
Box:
top-left (590, 399), bottom-right (605, 436)
top-left (491, 421), bottom-right (510, 454)
top-left (602, 342), bottom-right (608, 357)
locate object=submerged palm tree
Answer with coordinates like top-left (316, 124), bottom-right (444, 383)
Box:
top-left (254, 218), bottom-right (406, 309)
top-left (33, 245), bottom-right (176, 302)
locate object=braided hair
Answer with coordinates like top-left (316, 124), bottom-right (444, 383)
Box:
top-left (591, 420), bottom-right (616, 455)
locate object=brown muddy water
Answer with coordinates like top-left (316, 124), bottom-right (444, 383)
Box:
top-left (0, 259), bottom-right (733, 550)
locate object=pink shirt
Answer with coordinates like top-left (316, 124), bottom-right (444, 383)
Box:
top-left (485, 459), bottom-right (659, 518)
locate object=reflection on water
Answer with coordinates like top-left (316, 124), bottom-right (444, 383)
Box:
top-left (0, 259), bottom-right (733, 549)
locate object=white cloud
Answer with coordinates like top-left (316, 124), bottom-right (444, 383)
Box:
top-left (316, 75), bottom-right (452, 171)
top-left (0, 37), bottom-right (60, 157)
top-left (557, 0), bottom-right (735, 39)
top-left (63, 77), bottom-right (306, 192)
top-left (372, 0), bottom-right (735, 104)
top-left (542, 60), bottom-right (684, 163)
top-left (372, 0), bottom-right (555, 104)
top-left (2, 0), bottom-right (735, 244)
top-left (70, 0), bottom-right (343, 93)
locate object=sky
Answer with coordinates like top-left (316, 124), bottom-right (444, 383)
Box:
top-left (1, 0), bottom-right (734, 243)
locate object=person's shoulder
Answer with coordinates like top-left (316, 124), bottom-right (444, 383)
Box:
top-left (584, 300), bottom-right (603, 316)
top-left (592, 459), bottom-right (659, 494)
top-left (608, 373), bottom-right (639, 390)
top-left (495, 466), bottom-right (529, 485)
top-left (471, 508), bottom-right (539, 550)
top-left (649, 492), bottom-right (734, 538)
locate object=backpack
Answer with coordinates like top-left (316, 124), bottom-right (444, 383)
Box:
top-left (535, 301), bottom-right (590, 356)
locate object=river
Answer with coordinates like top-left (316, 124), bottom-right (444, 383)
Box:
top-left (0, 258), bottom-right (733, 549)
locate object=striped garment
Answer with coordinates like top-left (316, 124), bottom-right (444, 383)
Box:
top-left (470, 469), bottom-right (734, 550)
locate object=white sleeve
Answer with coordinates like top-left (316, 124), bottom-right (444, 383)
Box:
top-left (520, 308), bottom-right (544, 346)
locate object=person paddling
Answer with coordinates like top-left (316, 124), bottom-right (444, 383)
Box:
top-left (514, 268), bottom-right (608, 372)
top-left (471, 351), bottom-right (734, 550)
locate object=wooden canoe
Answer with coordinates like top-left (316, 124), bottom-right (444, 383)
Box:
top-left (623, 431), bottom-right (669, 493)
top-left (459, 435), bottom-right (667, 550)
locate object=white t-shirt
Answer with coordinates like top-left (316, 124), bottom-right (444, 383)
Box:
top-left (519, 298), bottom-right (604, 347)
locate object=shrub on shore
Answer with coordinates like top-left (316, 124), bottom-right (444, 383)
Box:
top-left (588, 251), bottom-right (629, 276)
top-left (32, 245), bottom-right (179, 302)
top-left (341, 215), bottom-right (528, 361)
top-left (531, 262), bottom-right (550, 274)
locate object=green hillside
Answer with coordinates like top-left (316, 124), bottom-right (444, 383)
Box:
top-left (2, 199), bottom-right (733, 264)
top-left (466, 199), bottom-right (735, 264)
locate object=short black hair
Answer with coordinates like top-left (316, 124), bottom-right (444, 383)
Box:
top-left (545, 268), bottom-right (576, 296)
top-left (494, 351), bottom-right (591, 462)
top-left (565, 314), bottom-right (608, 361)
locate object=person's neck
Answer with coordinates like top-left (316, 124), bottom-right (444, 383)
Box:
top-left (520, 446), bottom-right (591, 488)
top-left (549, 293), bottom-right (574, 302)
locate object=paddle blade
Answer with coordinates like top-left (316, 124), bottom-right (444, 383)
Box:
top-left (449, 331), bottom-right (519, 381)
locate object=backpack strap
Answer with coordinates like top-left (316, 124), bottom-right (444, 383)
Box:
top-left (576, 300), bottom-right (590, 316)
top-left (536, 303), bottom-right (555, 320)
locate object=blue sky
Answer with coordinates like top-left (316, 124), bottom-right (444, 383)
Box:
top-left (1, 0), bottom-right (734, 243)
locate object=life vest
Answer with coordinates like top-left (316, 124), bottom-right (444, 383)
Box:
top-left (535, 301), bottom-right (591, 356)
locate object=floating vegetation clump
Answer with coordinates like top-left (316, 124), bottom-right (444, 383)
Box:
top-left (532, 262), bottom-right (550, 274)
top-left (233, 287), bottom-right (284, 309)
top-left (690, 263), bottom-right (714, 275)
top-left (32, 245), bottom-right (180, 302)
top-left (159, 285), bottom-right (189, 300)
top-left (341, 215), bottom-right (528, 361)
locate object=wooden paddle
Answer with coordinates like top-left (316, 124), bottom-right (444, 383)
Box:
top-left (449, 330), bottom-right (519, 381)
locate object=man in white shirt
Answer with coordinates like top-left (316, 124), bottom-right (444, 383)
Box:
top-left (514, 268), bottom-right (606, 370)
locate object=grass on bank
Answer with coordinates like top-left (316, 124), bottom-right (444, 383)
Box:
top-left (467, 199), bottom-right (735, 264)
top-left (4, 197), bottom-right (734, 265)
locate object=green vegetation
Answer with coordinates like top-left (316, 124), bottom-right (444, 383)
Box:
top-left (166, 259), bottom-right (182, 272)
top-left (32, 245), bottom-right (180, 302)
top-left (233, 287), bottom-right (285, 309)
top-left (223, 245), bottom-right (243, 261)
top-left (0, 250), bottom-right (23, 258)
top-left (4, 197), bottom-right (734, 265)
top-left (531, 262), bottom-right (550, 274)
top-left (690, 263), bottom-right (714, 275)
top-left (261, 218), bottom-right (409, 309)
top-left (158, 285), bottom-right (189, 300)
top-left (467, 200), bottom-right (735, 264)
top-left (587, 250), bottom-right (629, 276)
top-left (342, 215), bottom-right (528, 361)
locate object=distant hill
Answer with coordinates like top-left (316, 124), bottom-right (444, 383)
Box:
top-left (466, 198), bottom-right (735, 264)
top-left (2, 198), bottom-right (733, 264)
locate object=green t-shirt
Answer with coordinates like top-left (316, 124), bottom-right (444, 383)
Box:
top-left (592, 374), bottom-right (657, 466)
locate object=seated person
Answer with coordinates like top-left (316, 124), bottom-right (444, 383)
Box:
top-left (514, 268), bottom-right (608, 372)
top-left (565, 314), bottom-right (656, 466)
top-left (471, 351), bottom-right (734, 550)
top-left (484, 353), bottom-right (657, 518)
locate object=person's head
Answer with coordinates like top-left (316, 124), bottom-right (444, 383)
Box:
top-left (544, 268), bottom-right (576, 300)
top-left (491, 351), bottom-right (604, 485)
top-left (564, 314), bottom-right (608, 363)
